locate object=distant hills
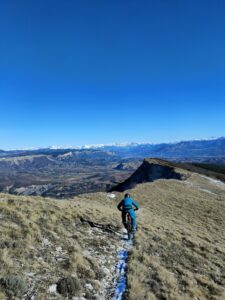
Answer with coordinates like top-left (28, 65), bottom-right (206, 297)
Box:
top-left (1, 137), bottom-right (225, 161)
top-left (96, 137), bottom-right (225, 160)
top-left (0, 137), bottom-right (224, 198)
top-left (0, 150), bottom-right (137, 198)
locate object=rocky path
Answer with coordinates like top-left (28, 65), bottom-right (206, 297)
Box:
top-left (111, 231), bottom-right (133, 300)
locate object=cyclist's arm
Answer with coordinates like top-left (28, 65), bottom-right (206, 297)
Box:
top-left (132, 200), bottom-right (139, 210)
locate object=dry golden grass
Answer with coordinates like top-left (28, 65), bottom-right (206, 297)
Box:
top-left (0, 192), bottom-right (122, 299)
top-left (125, 175), bottom-right (225, 300)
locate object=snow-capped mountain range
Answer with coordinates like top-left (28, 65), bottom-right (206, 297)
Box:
top-left (4, 136), bottom-right (223, 152)
top-left (1, 137), bottom-right (225, 161)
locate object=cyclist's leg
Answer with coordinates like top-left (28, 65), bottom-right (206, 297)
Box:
top-left (129, 210), bottom-right (137, 231)
top-left (122, 211), bottom-right (127, 228)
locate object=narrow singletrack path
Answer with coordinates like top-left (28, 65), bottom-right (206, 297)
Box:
top-left (112, 231), bottom-right (133, 300)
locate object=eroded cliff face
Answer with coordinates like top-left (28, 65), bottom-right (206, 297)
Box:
top-left (110, 158), bottom-right (185, 192)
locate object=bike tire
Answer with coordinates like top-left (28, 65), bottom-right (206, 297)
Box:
top-left (126, 214), bottom-right (132, 240)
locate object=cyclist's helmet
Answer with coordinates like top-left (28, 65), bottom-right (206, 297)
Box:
top-left (125, 193), bottom-right (130, 198)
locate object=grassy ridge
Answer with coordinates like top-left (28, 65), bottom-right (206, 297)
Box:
top-left (192, 163), bottom-right (225, 175)
top-left (176, 162), bottom-right (225, 183)
top-left (155, 159), bottom-right (225, 184)
top-left (126, 175), bottom-right (225, 300)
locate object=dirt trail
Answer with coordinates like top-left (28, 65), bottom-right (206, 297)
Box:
top-left (111, 231), bottom-right (133, 300)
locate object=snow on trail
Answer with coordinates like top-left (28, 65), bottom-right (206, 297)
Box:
top-left (112, 230), bottom-right (133, 300)
top-left (185, 174), bottom-right (225, 196)
top-left (205, 176), bottom-right (225, 189)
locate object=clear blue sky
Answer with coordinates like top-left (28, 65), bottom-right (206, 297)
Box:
top-left (0, 0), bottom-right (225, 149)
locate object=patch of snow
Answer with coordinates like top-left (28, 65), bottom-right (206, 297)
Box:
top-left (112, 233), bottom-right (133, 300)
top-left (56, 257), bottom-right (65, 262)
top-left (199, 188), bottom-right (216, 195)
top-left (83, 250), bottom-right (91, 257)
top-left (184, 179), bottom-right (218, 195)
top-left (42, 238), bottom-right (51, 247)
top-left (206, 177), bottom-right (225, 189)
top-left (58, 152), bottom-right (73, 159)
top-left (102, 267), bottom-right (110, 275)
top-left (107, 193), bottom-right (116, 199)
top-left (49, 145), bottom-right (79, 150)
top-left (82, 144), bottom-right (107, 149)
top-left (55, 246), bottom-right (62, 252)
top-left (25, 272), bottom-right (35, 277)
top-left (85, 283), bottom-right (93, 290)
top-left (48, 284), bottom-right (57, 293)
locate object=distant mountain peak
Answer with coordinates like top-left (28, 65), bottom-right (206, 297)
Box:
top-left (1, 136), bottom-right (224, 155)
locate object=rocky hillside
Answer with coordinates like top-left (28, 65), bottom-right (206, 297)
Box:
top-left (0, 150), bottom-right (117, 172)
top-left (111, 158), bottom-right (225, 192)
top-left (110, 159), bottom-right (186, 192)
top-left (113, 160), bottom-right (142, 171)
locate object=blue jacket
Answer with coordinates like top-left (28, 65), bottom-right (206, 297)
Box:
top-left (117, 197), bottom-right (139, 212)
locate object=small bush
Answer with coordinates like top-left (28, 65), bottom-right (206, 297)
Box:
top-left (0, 275), bottom-right (26, 298)
top-left (0, 240), bottom-right (17, 249)
top-left (56, 276), bottom-right (82, 297)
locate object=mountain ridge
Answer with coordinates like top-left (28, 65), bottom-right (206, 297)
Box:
top-left (110, 158), bottom-right (225, 192)
top-left (1, 137), bottom-right (225, 161)
top-left (1, 136), bottom-right (224, 152)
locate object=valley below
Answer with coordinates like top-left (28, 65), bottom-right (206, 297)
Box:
top-left (0, 151), bottom-right (141, 198)
top-left (0, 137), bottom-right (225, 199)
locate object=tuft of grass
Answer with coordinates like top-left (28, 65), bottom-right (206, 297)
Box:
top-left (56, 276), bottom-right (82, 297)
top-left (0, 249), bottom-right (13, 270)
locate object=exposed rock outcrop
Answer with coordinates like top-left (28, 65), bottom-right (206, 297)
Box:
top-left (110, 158), bottom-right (185, 192)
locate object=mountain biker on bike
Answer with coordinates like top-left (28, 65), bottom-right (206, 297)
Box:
top-left (117, 193), bottom-right (139, 232)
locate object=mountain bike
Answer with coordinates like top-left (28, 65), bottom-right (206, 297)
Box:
top-left (125, 208), bottom-right (138, 240)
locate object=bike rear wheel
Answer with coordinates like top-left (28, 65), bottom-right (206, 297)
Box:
top-left (126, 214), bottom-right (133, 240)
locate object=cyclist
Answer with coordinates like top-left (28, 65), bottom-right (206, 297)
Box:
top-left (117, 193), bottom-right (139, 232)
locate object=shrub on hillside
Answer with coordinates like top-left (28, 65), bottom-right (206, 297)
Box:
top-left (56, 276), bottom-right (82, 297)
top-left (0, 274), bottom-right (26, 298)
